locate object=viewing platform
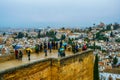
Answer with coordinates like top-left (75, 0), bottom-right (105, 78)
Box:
top-left (0, 50), bottom-right (73, 72)
top-left (0, 49), bottom-right (94, 80)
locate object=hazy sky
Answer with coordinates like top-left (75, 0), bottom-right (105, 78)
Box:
top-left (0, 0), bottom-right (119, 28)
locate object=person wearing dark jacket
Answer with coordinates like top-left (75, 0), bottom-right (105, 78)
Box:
top-left (49, 43), bottom-right (52, 53)
top-left (27, 50), bottom-right (31, 61)
top-left (60, 41), bottom-right (63, 48)
top-left (19, 50), bottom-right (23, 60)
top-left (56, 41), bottom-right (58, 49)
top-left (44, 48), bottom-right (47, 56)
top-left (15, 50), bottom-right (18, 59)
top-left (40, 43), bottom-right (43, 52)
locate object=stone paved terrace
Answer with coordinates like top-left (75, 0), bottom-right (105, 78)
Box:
top-left (0, 50), bottom-right (73, 72)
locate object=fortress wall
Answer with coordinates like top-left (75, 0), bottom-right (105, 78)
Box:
top-left (0, 50), bottom-right (93, 80)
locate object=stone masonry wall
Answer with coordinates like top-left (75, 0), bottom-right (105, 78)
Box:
top-left (0, 50), bottom-right (93, 80)
top-left (51, 50), bottom-right (94, 80)
top-left (0, 58), bottom-right (52, 80)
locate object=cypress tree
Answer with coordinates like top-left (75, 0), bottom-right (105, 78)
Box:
top-left (94, 54), bottom-right (99, 80)
top-left (93, 42), bottom-right (96, 50)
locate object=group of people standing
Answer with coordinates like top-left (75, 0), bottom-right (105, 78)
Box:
top-left (15, 50), bottom-right (23, 60)
top-left (14, 40), bottom-right (64, 61)
top-left (14, 40), bottom-right (87, 61)
top-left (34, 41), bottom-right (64, 57)
top-left (35, 41), bottom-right (59, 53)
top-left (15, 49), bottom-right (31, 61)
top-left (72, 42), bottom-right (87, 53)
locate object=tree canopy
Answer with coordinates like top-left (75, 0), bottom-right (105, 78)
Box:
top-left (17, 32), bottom-right (24, 38)
top-left (113, 57), bottom-right (118, 65)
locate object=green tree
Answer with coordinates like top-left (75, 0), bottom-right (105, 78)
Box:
top-left (96, 30), bottom-right (108, 41)
top-left (28, 36), bottom-right (32, 39)
top-left (115, 38), bottom-right (120, 43)
top-left (96, 32), bottom-right (100, 39)
top-left (113, 57), bottom-right (118, 65)
top-left (3, 32), bottom-right (6, 36)
top-left (61, 27), bottom-right (65, 30)
top-left (94, 54), bottom-right (99, 80)
top-left (46, 30), bottom-right (56, 38)
top-left (17, 32), bottom-right (24, 38)
top-left (89, 27), bottom-right (92, 31)
top-left (84, 37), bottom-right (90, 43)
top-left (106, 24), bottom-right (112, 30)
top-left (25, 33), bottom-right (28, 38)
top-left (114, 22), bottom-right (120, 30)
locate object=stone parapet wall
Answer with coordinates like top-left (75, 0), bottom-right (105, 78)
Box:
top-left (0, 50), bottom-right (93, 80)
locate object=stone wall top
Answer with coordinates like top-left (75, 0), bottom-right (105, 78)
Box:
top-left (60, 49), bottom-right (93, 60)
top-left (0, 58), bottom-right (52, 75)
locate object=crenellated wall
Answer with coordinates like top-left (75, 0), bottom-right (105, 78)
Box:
top-left (0, 50), bottom-right (94, 80)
